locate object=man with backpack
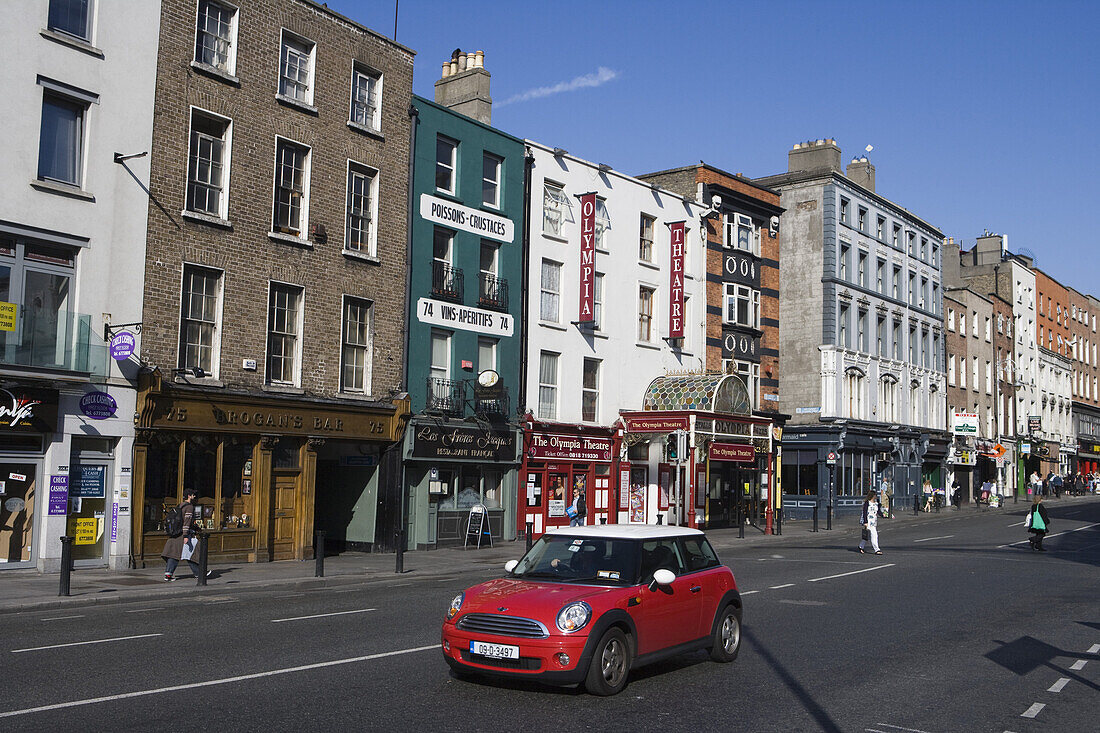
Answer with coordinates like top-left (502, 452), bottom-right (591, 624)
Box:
top-left (161, 489), bottom-right (209, 581)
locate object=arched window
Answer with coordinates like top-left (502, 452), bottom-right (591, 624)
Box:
top-left (844, 367), bottom-right (865, 420)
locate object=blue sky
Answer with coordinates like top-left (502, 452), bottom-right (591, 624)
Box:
top-left (333, 0), bottom-right (1099, 296)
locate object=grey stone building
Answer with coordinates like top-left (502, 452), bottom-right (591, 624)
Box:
top-left (755, 140), bottom-right (948, 515)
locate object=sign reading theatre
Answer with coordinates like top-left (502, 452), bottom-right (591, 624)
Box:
top-left (417, 298), bottom-right (514, 336)
top-left (420, 194), bottom-right (514, 243)
top-left (668, 221), bottom-right (685, 338)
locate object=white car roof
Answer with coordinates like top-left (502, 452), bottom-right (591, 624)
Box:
top-left (543, 525), bottom-right (705, 540)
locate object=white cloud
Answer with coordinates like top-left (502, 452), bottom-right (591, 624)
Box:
top-left (497, 67), bottom-right (620, 107)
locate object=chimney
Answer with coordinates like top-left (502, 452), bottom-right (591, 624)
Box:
top-left (846, 156), bottom-right (875, 192)
top-left (434, 48), bottom-right (492, 124)
top-left (787, 138), bottom-right (842, 174)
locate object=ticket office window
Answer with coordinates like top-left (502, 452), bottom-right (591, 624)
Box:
top-left (144, 435), bottom-right (256, 533)
top-left (527, 464), bottom-right (591, 523)
top-left (68, 438), bottom-right (116, 563)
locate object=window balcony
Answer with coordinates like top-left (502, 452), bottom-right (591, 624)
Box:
top-left (474, 387), bottom-right (510, 418)
top-left (478, 273), bottom-right (509, 311)
top-left (0, 307), bottom-right (108, 376)
top-left (431, 261), bottom-right (463, 302)
top-left (426, 377), bottom-right (465, 416)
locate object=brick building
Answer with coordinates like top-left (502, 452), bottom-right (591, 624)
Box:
top-left (132, 0), bottom-right (414, 566)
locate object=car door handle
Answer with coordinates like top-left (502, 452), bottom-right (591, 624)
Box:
top-left (690, 586), bottom-right (702, 593)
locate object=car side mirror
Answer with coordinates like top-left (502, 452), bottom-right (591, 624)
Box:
top-left (648, 568), bottom-right (676, 591)
top-left (504, 560), bottom-right (518, 573)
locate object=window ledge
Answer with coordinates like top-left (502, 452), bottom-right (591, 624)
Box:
top-left (30, 179), bottom-right (95, 201)
top-left (190, 60), bottom-right (240, 86)
top-left (40, 28), bottom-right (103, 58)
top-left (338, 392), bottom-right (383, 403)
top-left (182, 210), bottom-right (233, 229)
top-left (173, 375), bottom-right (225, 388)
top-left (275, 93), bottom-right (318, 115)
top-left (638, 260), bottom-right (661, 271)
top-left (538, 320), bottom-right (568, 332)
top-left (346, 120), bottom-right (384, 140)
top-left (636, 341), bottom-right (661, 351)
top-left (268, 231), bottom-right (312, 248)
top-left (262, 384), bottom-right (304, 395)
top-left (342, 249), bottom-right (381, 265)
top-left (542, 233), bottom-right (569, 244)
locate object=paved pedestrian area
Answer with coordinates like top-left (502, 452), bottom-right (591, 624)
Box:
top-left (1, 496), bottom-right (1089, 614)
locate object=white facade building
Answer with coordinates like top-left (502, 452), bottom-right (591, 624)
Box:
top-left (1037, 348), bottom-right (1073, 473)
top-left (0, 1), bottom-right (160, 570)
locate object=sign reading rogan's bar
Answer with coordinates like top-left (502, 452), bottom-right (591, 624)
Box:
top-left (709, 442), bottom-right (756, 462)
top-left (623, 415), bottom-right (690, 433)
top-left (578, 193), bottom-right (596, 323)
top-left (412, 425), bottom-right (517, 461)
top-left (529, 432), bottom-right (613, 462)
top-left (668, 221), bottom-right (685, 338)
top-left (419, 194), bottom-right (514, 243)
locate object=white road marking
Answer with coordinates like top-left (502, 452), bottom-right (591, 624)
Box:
top-left (740, 590), bottom-right (759, 595)
top-left (125, 608), bottom-right (163, 613)
top-left (1007, 521), bottom-right (1024, 527)
top-left (1047, 677), bottom-right (1070, 693)
top-left (808, 564), bottom-right (895, 582)
top-left (271, 608), bottom-right (375, 623)
top-left (1043, 522), bottom-right (1100, 540)
top-left (1020, 703), bottom-right (1045, 718)
top-left (1087, 643), bottom-right (1100, 654)
top-left (13, 633), bottom-right (162, 653)
top-left (0, 643), bottom-right (438, 718)
top-left (275, 593), bottom-right (305, 598)
top-left (913, 535), bottom-right (954, 543)
top-left (1069, 659), bottom-right (1087, 671)
top-left (769, 583), bottom-right (795, 589)
top-left (872, 724), bottom-right (934, 733)
top-left (39, 615), bottom-right (85, 622)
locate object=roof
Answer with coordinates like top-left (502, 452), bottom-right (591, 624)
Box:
top-left (642, 374), bottom-right (750, 415)
top-left (544, 525), bottom-right (704, 540)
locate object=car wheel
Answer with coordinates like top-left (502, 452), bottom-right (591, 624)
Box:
top-left (584, 628), bottom-right (631, 696)
top-left (709, 605), bottom-right (741, 662)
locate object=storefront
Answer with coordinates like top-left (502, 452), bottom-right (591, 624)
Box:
top-left (132, 372), bottom-right (407, 565)
top-left (518, 420), bottom-right (617, 538)
top-left (404, 417), bottom-right (521, 549)
top-left (0, 384), bottom-right (58, 569)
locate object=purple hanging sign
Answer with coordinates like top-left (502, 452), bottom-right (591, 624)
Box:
top-left (110, 331), bottom-right (136, 360)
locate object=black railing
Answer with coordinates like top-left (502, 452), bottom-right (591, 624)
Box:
top-left (432, 261), bottom-right (463, 302)
top-left (426, 377), bottom-right (465, 416)
top-left (474, 387), bottom-right (510, 418)
top-left (478, 273), bottom-right (509, 311)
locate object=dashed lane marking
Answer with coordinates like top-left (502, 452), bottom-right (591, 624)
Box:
top-left (39, 615), bottom-right (85, 622)
top-left (125, 608), bottom-right (163, 613)
top-left (740, 590), bottom-right (759, 595)
top-left (1047, 677), bottom-right (1070, 693)
top-left (769, 583), bottom-right (795, 589)
top-left (13, 633), bottom-right (162, 653)
top-left (1020, 703), bottom-right (1045, 719)
top-left (808, 564), bottom-right (895, 582)
top-left (271, 608), bottom-right (375, 623)
top-left (871, 724), bottom-right (934, 733)
top-left (275, 593), bottom-right (306, 599)
top-left (1088, 643), bottom-right (1100, 654)
top-left (913, 535), bottom-right (954, 543)
top-left (999, 522), bottom-right (1100, 548)
top-left (1069, 659), bottom-right (1087, 671)
top-left (0, 643), bottom-right (438, 718)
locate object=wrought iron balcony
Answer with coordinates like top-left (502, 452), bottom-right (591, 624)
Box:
top-left (478, 273), bottom-right (509, 311)
top-left (431, 261), bottom-right (463, 302)
top-left (474, 387), bottom-right (510, 418)
top-left (426, 377), bottom-right (465, 416)
top-left (0, 307), bottom-right (108, 376)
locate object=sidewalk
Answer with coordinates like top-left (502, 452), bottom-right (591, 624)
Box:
top-left (1, 496), bottom-right (1085, 615)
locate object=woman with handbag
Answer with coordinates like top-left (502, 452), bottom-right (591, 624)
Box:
top-left (858, 489), bottom-right (882, 555)
top-left (1027, 496), bottom-right (1050, 552)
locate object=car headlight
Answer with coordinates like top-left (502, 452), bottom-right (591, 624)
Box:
top-left (447, 592), bottom-right (464, 621)
top-left (556, 601), bottom-right (591, 633)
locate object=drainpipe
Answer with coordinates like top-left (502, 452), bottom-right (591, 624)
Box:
top-left (518, 146), bottom-right (534, 415)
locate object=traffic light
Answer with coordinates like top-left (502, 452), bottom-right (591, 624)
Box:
top-left (666, 432), bottom-right (679, 462)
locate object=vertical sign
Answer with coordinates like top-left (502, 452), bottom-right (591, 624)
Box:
top-left (668, 221), bottom-right (685, 338)
top-left (578, 193), bottom-right (596, 323)
top-left (48, 475), bottom-right (69, 516)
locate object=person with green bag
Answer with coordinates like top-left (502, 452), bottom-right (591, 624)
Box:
top-left (1027, 496), bottom-right (1050, 552)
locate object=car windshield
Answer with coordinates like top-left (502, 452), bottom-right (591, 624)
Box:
top-left (510, 535), bottom-right (640, 586)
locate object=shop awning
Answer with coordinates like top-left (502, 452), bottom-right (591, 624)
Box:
top-left (641, 374), bottom-right (750, 415)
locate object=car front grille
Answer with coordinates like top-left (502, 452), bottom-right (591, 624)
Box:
top-left (456, 613), bottom-right (549, 639)
top-left (459, 649), bottom-right (542, 670)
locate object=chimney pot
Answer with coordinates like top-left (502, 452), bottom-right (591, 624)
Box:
top-left (441, 62), bottom-right (450, 78)
top-left (475, 50), bottom-right (484, 68)
top-left (458, 52), bottom-right (467, 71)
top-left (449, 60), bottom-right (458, 75)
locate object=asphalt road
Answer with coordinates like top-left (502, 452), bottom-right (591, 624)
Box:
top-left (1, 499), bottom-right (1096, 733)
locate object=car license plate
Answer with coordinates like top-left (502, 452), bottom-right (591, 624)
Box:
top-left (470, 640), bottom-right (519, 659)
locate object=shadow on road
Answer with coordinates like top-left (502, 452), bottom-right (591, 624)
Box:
top-left (986, 634), bottom-right (1100, 693)
top-left (743, 626), bottom-right (842, 732)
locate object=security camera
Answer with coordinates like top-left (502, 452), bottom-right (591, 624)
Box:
top-left (711, 195), bottom-right (721, 209)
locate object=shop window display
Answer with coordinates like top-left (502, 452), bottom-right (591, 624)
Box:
top-left (143, 436), bottom-right (255, 533)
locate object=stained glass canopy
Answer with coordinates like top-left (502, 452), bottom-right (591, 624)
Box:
top-left (641, 374), bottom-right (750, 415)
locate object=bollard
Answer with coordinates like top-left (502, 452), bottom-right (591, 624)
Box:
top-left (776, 508), bottom-right (782, 535)
top-left (395, 528), bottom-right (404, 574)
top-left (813, 505), bottom-right (819, 532)
top-left (935, 497), bottom-right (941, 513)
top-left (826, 505), bottom-right (832, 530)
top-left (600, 516), bottom-right (607, 524)
top-left (59, 535), bottom-right (74, 597)
top-left (315, 529), bottom-right (326, 577)
top-left (195, 533), bottom-right (209, 586)
top-left (525, 521), bottom-right (534, 552)
top-left (656, 514), bottom-right (664, 525)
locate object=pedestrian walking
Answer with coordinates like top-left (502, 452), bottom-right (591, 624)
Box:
top-left (951, 481), bottom-right (962, 510)
top-left (879, 476), bottom-right (892, 518)
top-left (1026, 496), bottom-right (1050, 552)
top-left (858, 489), bottom-right (883, 555)
top-left (1051, 472), bottom-right (1063, 498)
top-left (922, 479), bottom-right (934, 512)
top-left (161, 489), bottom-right (209, 581)
top-left (1029, 470), bottom-right (1042, 497)
top-left (567, 485), bottom-right (587, 527)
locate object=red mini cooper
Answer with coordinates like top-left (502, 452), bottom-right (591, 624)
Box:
top-left (441, 525), bottom-right (742, 695)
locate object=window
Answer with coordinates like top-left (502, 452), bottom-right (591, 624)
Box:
top-left (538, 351), bottom-right (559, 420)
top-left (639, 214), bottom-right (655, 262)
top-left (959, 355), bottom-right (966, 388)
top-left (947, 308), bottom-right (955, 331)
top-left (350, 65), bottom-right (381, 130)
top-left (919, 277), bottom-right (927, 310)
top-left (273, 139), bottom-right (309, 236)
top-left (594, 198), bottom-right (610, 250)
top-left (972, 312), bottom-right (979, 338)
top-left (908, 324), bottom-right (917, 363)
top-left (593, 273), bottom-right (604, 330)
top-left (278, 31), bottom-right (315, 104)
top-left (433, 227), bottom-right (452, 264)
top-left (539, 260), bottom-right (561, 322)
top-left (724, 284), bottom-right (759, 328)
top-left (195, 1), bottom-right (237, 74)
top-left (892, 320), bottom-right (901, 360)
top-left (948, 355), bottom-right (956, 385)
top-left (984, 317), bottom-right (992, 342)
top-left (345, 163), bottom-right (377, 254)
top-left (857, 310), bottom-right (867, 352)
top-left (477, 337), bottom-right (497, 374)
top-left (892, 224), bottom-right (901, 247)
top-left (638, 286), bottom-right (655, 342)
top-left (931, 283), bottom-right (939, 315)
top-left (430, 329), bottom-right (451, 384)
top-left (877, 315), bottom-right (887, 357)
top-left (844, 369), bottom-right (864, 419)
top-left (985, 360), bottom-right (992, 395)
top-left (179, 265), bottom-right (222, 376)
top-left (186, 110), bottom-right (230, 218)
top-left (876, 216), bottom-right (885, 240)
top-left (267, 283), bottom-right (303, 385)
top-left (876, 259), bottom-right (885, 293)
top-left (479, 239), bottom-right (498, 295)
top-left (920, 237), bottom-right (927, 260)
top-left (48, 0), bottom-right (91, 41)
top-left (435, 135), bottom-right (457, 194)
top-left (857, 207), bottom-right (867, 232)
top-left (839, 243), bottom-right (850, 280)
top-left (922, 327), bottom-right (929, 368)
top-left (879, 377), bottom-right (898, 423)
top-left (907, 231), bottom-right (916, 255)
top-left (341, 297), bottom-right (373, 393)
top-left (840, 198), bottom-right (850, 224)
top-left (857, 251), bottom-right (868, 288)
top-left (892, 266), bottom-right (901, 300)
top-left (839, 304), bottom-right (849, 349)
top-left (958, 312), bottom-right (966, 336)
top-left (582, 358), bottom-right (600, 422)
top-left (931, 243), bottom-right (939, 268)
top-left (734, 361), bottom-right (759, 410)
top-left (478, 152), bottom-right (502, 208)
top-left (38, 92), bottom-right (86, 186)
top-left (543, 181), bottom-right (566, 236)
top-left (908, 271), bottom-right (916, 306)
top-left (972, 356), bottom-right (979, 392)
